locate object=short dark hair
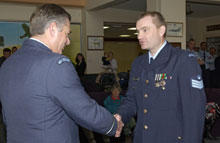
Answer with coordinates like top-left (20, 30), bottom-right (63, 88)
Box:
top-left (189, 38), bottom-right (195, 42)
top-left (3, 48), bottom-right (11, 53)
top-left (200, 42), bottom-right (206, 46)
top-left (111, 83), bottom-right (121, 92)
top-left (138, 11), bottom-right (167, 37)
top-left (30, 4), bottom-right (71, 36)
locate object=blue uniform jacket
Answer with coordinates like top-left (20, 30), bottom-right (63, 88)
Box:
top-left (118, 43), bottom-right (206, 143)
top-left (0, 39), bottom-right (117, 143)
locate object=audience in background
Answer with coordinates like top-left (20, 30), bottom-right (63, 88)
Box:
top-left (0, 48), bottom-right (11, 67)
top-left (75, 53), bottom-right (87, 78)
top-left (206, 47), bottom-right (217, 88)
top-left (215, 54), bottom-right (220, 88)
top-left (101, 51), bottom-right (118, 73)
top-left (187, 38), bottom-right (196, 52)
top-left (96, 51), bottom-right (119, 85)
top-left (12, 46), bottom-right (17, 54)
top-left (0, 48), bottom-right (10, 143)
top-left (104, 83), bottom-right (135, 143)
top-left (102, 52), bottom-right (110, 66)
top-left (198, 42), bottom-right (208, 87)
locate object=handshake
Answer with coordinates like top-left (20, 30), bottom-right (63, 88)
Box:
top-left (114, 114), bottom-right (124, 137)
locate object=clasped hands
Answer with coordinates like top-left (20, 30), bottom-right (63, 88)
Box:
top-left (114, 114), bottom-right (124, 137)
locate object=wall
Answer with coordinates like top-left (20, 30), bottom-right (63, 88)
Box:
top-left (186, 17), bottom-right (203, 46)
top-left (0, 2), bottom-right (82, 22)
top-left (161, 0), bottom-right (186, 49)
top-left (85, 8), bottom-right (143, 74)
top-left (104, 41), bottom-right (141, 72)
top-left (0, 2), bottom-right (82, 58)
top-left (186, 15), bottom-right (220, 47)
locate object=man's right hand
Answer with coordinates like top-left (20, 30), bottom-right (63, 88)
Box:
top-left (114, 114), bottom-right (124, 137)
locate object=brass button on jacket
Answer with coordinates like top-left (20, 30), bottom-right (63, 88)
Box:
top-left (145, 80), bottom-right (149, 84)
top-left (144, 109), bottom-right (147, 114)
top-left (177, 136), bottom-right (182, 140)
top-left (144, 94), bottom-right (148, 98)
top-left (144, 125), bottom-right (148, 130)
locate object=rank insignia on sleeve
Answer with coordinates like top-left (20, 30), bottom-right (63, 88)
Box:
top-left (191, 75), bottom-right (204, 89)
top-left (57, 57), bottom-right (70, 65)
top-left (188, 53), bottom-right (195, 57)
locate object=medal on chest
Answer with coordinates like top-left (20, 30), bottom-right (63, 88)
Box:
top-left (155, 73), bottom-right (171, 90)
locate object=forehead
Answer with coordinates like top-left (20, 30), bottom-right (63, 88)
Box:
top-left (136, 16), bottom-right (154, 29)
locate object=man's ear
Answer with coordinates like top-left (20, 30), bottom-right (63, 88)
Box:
top-left (159, 25), bottom-right (166, 37)
top-left (48, 22), bottom-right (58, 37)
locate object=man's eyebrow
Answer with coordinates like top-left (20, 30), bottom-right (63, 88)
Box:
top-left (137, 26), bottom-right (147, 31)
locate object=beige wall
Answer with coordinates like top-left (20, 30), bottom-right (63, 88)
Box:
top-left (85, 8), bottom-right (143, 74)
top-left (161, 0), bottom-right (186, 49)
top-left (186, 17), bottom-right (203, 46)
top-left (97, 8), bottom-right (142, 23)
top-left (186, 15), bottom-right (220, 46)
top-left (0, 2), bottom-right (82, 22)
top-left (104, 41), bottom-right (141, 72)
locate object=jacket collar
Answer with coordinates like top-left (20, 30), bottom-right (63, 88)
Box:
top-left (22, 38), bottom-right (52, 53)
top-left (143, 42), bottom-right (172, 71)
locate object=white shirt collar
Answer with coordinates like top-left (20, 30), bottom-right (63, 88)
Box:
top-left (149, 40), bottom-right (167, 63)
top-left (30, 38), bottom-right (49, 48)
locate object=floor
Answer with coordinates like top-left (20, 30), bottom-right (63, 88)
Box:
top-left (204, 137), bottom-right (220, 143)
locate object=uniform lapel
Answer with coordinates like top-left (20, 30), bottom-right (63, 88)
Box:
top-left (147, 43), bottom-right (171, 71)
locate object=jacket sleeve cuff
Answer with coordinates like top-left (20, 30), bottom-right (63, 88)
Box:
top-left (105, 117), bottom-right (117, 136)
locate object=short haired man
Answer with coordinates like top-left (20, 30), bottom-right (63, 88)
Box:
top-left (115, 11), bottom-right (206, 143)
top-left (0, 48), bottom-right (11, 67)
top-left (0, 4), bottom-right (123, 143)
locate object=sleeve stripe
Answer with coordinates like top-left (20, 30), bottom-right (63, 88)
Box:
top-left (105, 117), bottom-right (115, 135)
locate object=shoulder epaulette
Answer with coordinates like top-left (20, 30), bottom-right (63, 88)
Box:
top-left (57, 57), bottom-right (70, 65)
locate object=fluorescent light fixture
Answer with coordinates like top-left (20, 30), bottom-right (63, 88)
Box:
top-left (134, 32), bottom-right (138, 35)
top-left (119, 35), bottom-right (131, 37)
top-left (128, 27), bottom-right (136, 30)
top-left (103, 26), bottom-right (109, 29)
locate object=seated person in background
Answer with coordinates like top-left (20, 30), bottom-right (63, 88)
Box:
top-left (101, 51), bottom-right (118, 73)
top-left (0, 48), bottom-right (11, 67)
top-left (104, 83), bottom-right (135, 143)
top-left (96, 51), bottom-right (119, 84)
top-left (102, 52), bottom-right (110, 66)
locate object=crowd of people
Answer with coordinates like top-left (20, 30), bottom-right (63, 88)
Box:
top-left (186, 39), bottom-right (220, 88)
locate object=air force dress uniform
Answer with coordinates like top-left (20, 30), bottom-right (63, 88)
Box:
top-left (118, 41), bottom-right (206, 143)
top-left (0, 39), bottom-right (117, 143)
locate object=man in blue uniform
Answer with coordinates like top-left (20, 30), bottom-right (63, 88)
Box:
top-left (116, 11), bottom-right (206, 143)
top-left (0, 4), bottom-right (123, 143)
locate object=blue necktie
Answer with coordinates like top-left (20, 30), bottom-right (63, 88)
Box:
top-left (150, 57), bottom-right (154, 64)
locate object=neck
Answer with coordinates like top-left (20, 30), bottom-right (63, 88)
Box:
top-left (150, 39), bottom-right (165, 57)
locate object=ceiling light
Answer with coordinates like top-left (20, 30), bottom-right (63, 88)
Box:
top-left (134, 32), bottom-right (138, 35)
top-left (128, 27), bottom-right (136, 30)
top-left (103, 26), bottom-right (109, 29)
top-left (119, 35), bottom-right (130, 37)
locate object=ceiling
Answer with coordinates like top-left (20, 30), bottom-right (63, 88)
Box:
top-left (104, 0), bottom-right (220, 39)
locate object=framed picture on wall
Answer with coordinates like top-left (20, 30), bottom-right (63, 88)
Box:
top-left (166, 22), bottom-right (183, 37)
top-left (87, 36), bottom-right (103, 50)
